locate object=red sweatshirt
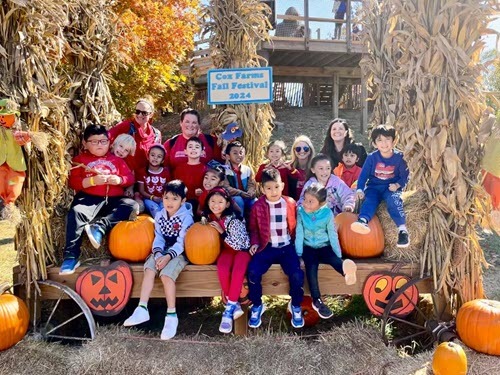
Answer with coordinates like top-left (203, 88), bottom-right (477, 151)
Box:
top-left (255, 163), bottom-right (299, 197)
top-left (173, 162), bottom-right (207, 201)
top-left (164, 133), bottom-right (222, 172)
top-left (69, 152), bottom-right (135, 197)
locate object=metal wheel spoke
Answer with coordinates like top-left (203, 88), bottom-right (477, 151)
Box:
top-left (44, 291), bottom-right (64, 331)
top-left (391, 330), bottom-right (429, 346)
top-left (400, 289), bottom-right (429, 322)
top-left (45, 311), bottom-right (85, 336)
top-left (45, 334), bottom-right (92, 341)
top-left (387, 315), bottom-right (427, 331)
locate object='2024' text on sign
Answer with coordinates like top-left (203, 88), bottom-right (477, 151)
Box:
top-left (207, 67), bottom-right (273, 105)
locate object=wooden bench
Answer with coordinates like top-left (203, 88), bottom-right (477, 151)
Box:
top-left (14, 259), bottom-right (432, 335)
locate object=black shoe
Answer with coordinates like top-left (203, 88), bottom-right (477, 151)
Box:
top-left (397, 230), bottom-right (410, 248)
top-left (312, 298), bottom-right (333, 319)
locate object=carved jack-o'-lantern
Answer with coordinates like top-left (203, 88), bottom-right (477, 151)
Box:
top-left (362, 272), bottom-right (419, 318)
top-left (76, 261), bottom-right (133, 317)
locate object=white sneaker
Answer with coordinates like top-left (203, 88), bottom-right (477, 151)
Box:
top-left (161, 315), bottom-right (178, 340)
top-left (123, 306), bottom-right (150, 327)
top-left (233, 303), bottom-right (244, 320)
top-left (219, 314), bottom-right (233, 334)
top-left (343, 259), bottom-right (357, 286)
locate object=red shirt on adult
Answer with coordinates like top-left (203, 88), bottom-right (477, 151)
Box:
top-left (173, 162), bottom-right (207, 201)
top-left (108, 119), bottom-right (161, 174)
top-left (69, 151), bottom-right (134, 197)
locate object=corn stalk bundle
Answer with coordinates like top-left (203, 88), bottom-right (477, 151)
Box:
top-left (202, 0), bottom-right (274, 169)
top-left (361, 0), bottom-right (499, 306)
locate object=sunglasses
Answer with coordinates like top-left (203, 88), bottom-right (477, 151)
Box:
top-left (135, 109), bottom-right (151, 116)
top-left (295, 146), bottom-right (310, 153)
top-left (87, 139), bottom-right (109, 145)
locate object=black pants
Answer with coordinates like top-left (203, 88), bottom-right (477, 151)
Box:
top-left (302, 245), bottom-right (343, 300)
top-left (63, 192), bottom-right (137, 260)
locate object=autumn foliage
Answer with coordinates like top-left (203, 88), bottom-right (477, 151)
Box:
top-left (111, 0), bottom-right (200, 116)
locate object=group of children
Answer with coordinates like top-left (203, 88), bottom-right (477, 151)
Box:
top-left (60, 120), bottom-right (410, 340)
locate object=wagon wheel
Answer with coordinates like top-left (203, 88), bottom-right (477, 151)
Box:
top-left (31, 280), bottom-right (96, 342)
top-left (380, 276), bottom-right (456, 350)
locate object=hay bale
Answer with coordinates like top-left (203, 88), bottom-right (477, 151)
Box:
top-left (377, 190), bottom-right (429, 262)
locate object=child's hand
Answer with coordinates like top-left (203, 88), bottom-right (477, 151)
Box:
top-left (195, 188), bottom-right (203, 196)
top-left (240, 191), bottom-right (251, 198)
top-left (356, 190), bottom-right (365, 200)
top-left (299, 257), bottom-right (305, 267)
top-left (93, 175), bottom-right (108, 186)
top-left (344, 206), bottom-right (353, 212)
top-left (106, 175), bottom-right (122, 185)
top-left (209, 221), bottom-right (224, 234)
top-left (249, 245), bottom-right (259, 256)
top-left (155, 254), bottom-right (171, 271)
top-left (388, 183), bottom-right (400, 192)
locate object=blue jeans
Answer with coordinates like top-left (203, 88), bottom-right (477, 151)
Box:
top-left (247, 243), bottom-right (304, 307)
top-left (144, 198), bottom-right (163, 219)
top-left (232, 196), bottom-right (256, 217)
top-left (302, 245), bottom-right (343, 300)
top-left (359, 185), bottom-right (406, 226)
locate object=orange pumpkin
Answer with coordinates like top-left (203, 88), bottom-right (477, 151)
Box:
top-left (0, 293), bottom-right (29, 351)
top-left (456, 299), bottom-right (500, 356)
top-left (285, 296), bottom-right (320, 327)
top-left (221, 277), bottom-right (250, 306)
top-left (76, 261), bottom-right (133, 317)
top-left (432, 342), bottom-right (467, 375)
top-left (335, 212), bottom-right (384, 258)
top-left (109, 215), bottom-right (155, 262)
top-left (184, 221), bottom-right (221, 265)
top-left (362, 272), bottom-right (419, 318)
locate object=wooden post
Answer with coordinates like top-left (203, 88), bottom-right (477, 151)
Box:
top-left (346, 0), bottom-right (352, 51)
top-left (304, 0), bottom-right (309, 49)
top-left (361, 74), bottom-right (368, 133)
top-left (233, 306), bottom-right (248, 336)
top-left (333, 73), bottom-right (339, 118)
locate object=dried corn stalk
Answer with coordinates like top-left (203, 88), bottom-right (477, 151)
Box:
top-left (202, 0), bottom-right (274, 169)
top-left (361, 0), bottom-right (500, 306)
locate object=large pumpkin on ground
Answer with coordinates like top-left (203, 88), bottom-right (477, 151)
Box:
top-left (0, 293), bottom-right (29, 351)
top-left (335, 212), bottom-right (384, 258)
top-left (432, 342), bottom-right (467, 375)
top-left (184, 221), bottom-right (221, 265)
top-left (456, 299), bottom-right (500, 356)
top-left (286, 296), bottom-right (320, 327)
top-left (109, 215), bottom-right (155, 262)
top-left (76, 260), bottom-right (133, 317)
top-left (362, 271), bottom-right (419, 318)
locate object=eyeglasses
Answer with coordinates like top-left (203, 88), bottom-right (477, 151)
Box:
top-left (87, 139), bottom-right (110, 145)
top-left (135, 109), bottom-right (152, 116)
top-left (295, 146), bottom-right (310, 153)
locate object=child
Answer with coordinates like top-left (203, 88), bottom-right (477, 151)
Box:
top-left (247, 169), bottom-right (305, 329)
top-left (203, 187), bottom-right (251, 334)
top-left (333, 143), bottom-right (362, 189)
top-left (298, 153), bottom-right (355, 216)
top-left (255, 140), bottom-right (298, 196)
top-left (173, 136), bottom-right (207, 211)
top-left (60, 124), bottom-right (137, 275)
top-left (196, 165), bottom-right (225, 217)
top-left (289, 135), bottom-right (316, 201)
top-left (351, 124), bottom-right (410, 248)
top-left (137, 144), bottom-right (171, 219)
top-left (295, 183), bottom-right (357, 319)
top-left (111, 134), bottom-right (138, 203)
top-left (222, 141), bottom-right (257, 216)
top-left (123, 180), bottom-right (194, 340)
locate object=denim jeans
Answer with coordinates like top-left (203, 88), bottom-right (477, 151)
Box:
top-left (143, 198), bottom-right (163, 219)
top-left (302, 245), bottom-right (343, 300)
top-left (232, 196), bottom-right (256, 217)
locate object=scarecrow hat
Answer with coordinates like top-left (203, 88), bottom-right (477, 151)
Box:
top-left (0, 99), bottom-right (20, 116)
top-left (221, 122), bottom-right (242, 141)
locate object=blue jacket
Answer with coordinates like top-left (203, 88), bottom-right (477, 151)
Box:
top-left (295, 205), bottom-right (342, 258)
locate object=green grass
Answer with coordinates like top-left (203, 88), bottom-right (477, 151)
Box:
top-left (0, 221), bottom-right (16, 285)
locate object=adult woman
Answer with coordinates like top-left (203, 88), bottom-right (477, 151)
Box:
top-left (289, 135), bottom-right (315, 201)
top-left (163, 108), bottom-right (222, 172)
top-left (108, 98), bottom-right (162, 174)
top-left (320, 118), bottom-right (366, 169)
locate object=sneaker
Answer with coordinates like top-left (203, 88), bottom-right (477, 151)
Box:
top-left (219, 304), bottom-right (236, 334)
top-left (312, 298), bottom-right (333, 319)
top-left (59, 258), bottom-right (80, 275)
top-left (248, 303), bottom-right (266, 328)
top-left (343, 259), bottom-right (357, 286)
top-left (288, 302), bottom-right (304, 328)
top-left (350, 218), bottom-right (371, 234)
top-left (397, 230), bottom-right (410, 248)
top-left (160, 314), bottom-right (178, 340)
top-left (85, 224), bottom-right (104, 249)
top-left (123, 306), bottom-right (150, 327)
top-left (233, 303), bottom-right (244, 320)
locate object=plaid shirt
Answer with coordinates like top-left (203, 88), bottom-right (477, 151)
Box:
top-left (267, 198), bottom-right (291, 247)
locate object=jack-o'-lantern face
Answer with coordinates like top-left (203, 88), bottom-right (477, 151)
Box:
top-left (362, 272), bottom-right (419, 318)
top-left (0, 99), bottom-right (19, 129)
top-left (221, 277), bottom-right (250, 306)
top-left (76, 261), bottom-right (133, 317)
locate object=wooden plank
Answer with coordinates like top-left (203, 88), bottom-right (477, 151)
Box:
top-left (333, 73), bottom-right (339, 118)
top-left (273, 66), bottom-right (361, 78)
top-left (31, 260), bottom-right (431, 300)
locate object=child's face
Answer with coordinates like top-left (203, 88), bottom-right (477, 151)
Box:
top-left (294, 142), bottom-right (311, 162)
top-left (84, 135), bottom-right (110, 157)
top-left (342, 151), bottom-right (359, 168)
top-left (185, 141), bottom-right (203, 160)
top-left (208, 193), bottom-right (230, 217)
top-left (268, 145), bottom-right (283, 163)
top-left (310, 159), bottom-right (332, 184)
top-left (203, 171), bottom-right (222, 190)
top-left (302, 192), bottom-right (321, 213)
top-left (373, 135), bottom-right (395, 156)
top-left (113, 143), bottom-right (132, 159)
top-left (149, 148), bottom-right (165, 167)
top-left (262, 180), bottom-right (284, 202)
top-left (163, 192), bottom-right (185, 217)
top-left (228, 146), bottom-right (245, 166)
